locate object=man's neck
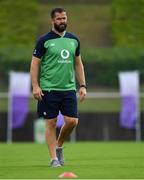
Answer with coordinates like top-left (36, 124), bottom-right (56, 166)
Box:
top-left (52, 28), bottom-right (66, 37)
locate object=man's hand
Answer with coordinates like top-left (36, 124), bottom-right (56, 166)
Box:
top-left (79, 87), bottom-right (87, 102)
top-left (33, 86), bottom-right (44, 101)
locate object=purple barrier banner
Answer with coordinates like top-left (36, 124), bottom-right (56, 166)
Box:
top-left (12, 96), bottom-right (29, 129)
top-left (120, 96), bottom-right (137, 129)
top-left (119, 71), bottom-right (139, 129)
top-left (9, 72), bottom-right (31, 129)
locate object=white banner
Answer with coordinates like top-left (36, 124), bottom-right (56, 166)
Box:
top-left (9, 71), bottom-right (31, 96)
top-left (119, 71), bottom-right (139, 97)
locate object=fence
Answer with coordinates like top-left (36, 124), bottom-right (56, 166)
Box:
top-left (0, 92), bottom-right (143, 141)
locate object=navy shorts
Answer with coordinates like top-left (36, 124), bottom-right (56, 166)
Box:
top-left (37, 90), bottom-right (78, 119)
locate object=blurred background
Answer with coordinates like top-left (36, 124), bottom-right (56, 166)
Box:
top-left (0, 0), bottom-right (144, 142)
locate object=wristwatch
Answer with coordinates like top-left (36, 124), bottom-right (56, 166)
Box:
top-left (80, 84), bottom-right (87, 89)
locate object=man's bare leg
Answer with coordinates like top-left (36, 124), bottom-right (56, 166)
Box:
top-left (45, 118), bottom-right (57, 160)
top-left (56, 116), bottom-right (78, 165)
top-left (57, 116), bottom-right (78, 147)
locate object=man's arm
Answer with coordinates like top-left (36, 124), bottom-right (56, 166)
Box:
top-left (75, 55), bottom-right (87, 102)
top-left (30, 56), bottom-right (44, 101)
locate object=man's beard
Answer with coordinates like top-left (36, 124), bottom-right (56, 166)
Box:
top-left (54, 23), bottom-right (67, 32)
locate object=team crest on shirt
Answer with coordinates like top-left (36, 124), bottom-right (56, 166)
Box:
top-left (70, 42), bottom-right (75, 46)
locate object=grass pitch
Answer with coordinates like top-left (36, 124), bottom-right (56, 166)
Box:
top-left (0, 142), bottom-right (144, 179)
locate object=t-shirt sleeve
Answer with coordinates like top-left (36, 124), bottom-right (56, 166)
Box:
top-left (75, 38), bottom-right (80, 56)
top-left (33, 37), bottom-right (46, 58)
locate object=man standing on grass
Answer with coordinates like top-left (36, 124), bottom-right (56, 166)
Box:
top-left (30, 7), bottom-right (86, 167)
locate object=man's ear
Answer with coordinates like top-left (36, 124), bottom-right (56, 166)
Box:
top-left (51, 18), bottom-right (54, 24)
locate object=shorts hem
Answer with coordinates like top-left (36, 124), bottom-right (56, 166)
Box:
top-left (61, 113), bottom-right (78, 119)
top-left (38, 115), bottom-right (58, 120)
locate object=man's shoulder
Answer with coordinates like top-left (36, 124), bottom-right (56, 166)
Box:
top-left (65, 32), bottom-right (80, 42)
top-left (37, 31), bottom-right (56, 43)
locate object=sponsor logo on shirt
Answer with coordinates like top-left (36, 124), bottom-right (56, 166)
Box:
top-left (61, 49), bottom-right (70, 59)
top-left (58, 49), bottom-right (71, 63)
top-left (50, 43), bottom-right (55, 47)
top-left (58, 60), bottom-right (71, 63)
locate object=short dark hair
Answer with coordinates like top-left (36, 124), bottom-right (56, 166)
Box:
top-left (50, 7), bottom-right (66, 19)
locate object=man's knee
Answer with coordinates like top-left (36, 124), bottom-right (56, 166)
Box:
top-left (64, 116), bottom-right (78, 127)
top-left (46, 118), bottom-right (57, 128)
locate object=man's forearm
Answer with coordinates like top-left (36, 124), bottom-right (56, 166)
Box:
top-left (76, 65), bottom-right (86, 85)
top-left (30, 57), bottom-right (40, 88)
top-left (75, 59), bottom-right (86, 86)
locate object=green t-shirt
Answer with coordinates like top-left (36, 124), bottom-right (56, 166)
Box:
top-left (33, 30), bottom-right (80, 91)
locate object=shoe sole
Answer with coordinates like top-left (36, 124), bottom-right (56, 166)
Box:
top-left (50, 165), bottom-right (61, 168)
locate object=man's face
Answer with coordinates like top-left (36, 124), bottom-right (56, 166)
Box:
top-left (52, 12), bottom-right (67, 32)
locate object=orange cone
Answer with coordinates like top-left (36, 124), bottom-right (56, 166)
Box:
top-left (59, 172), bottom-right (78, 178)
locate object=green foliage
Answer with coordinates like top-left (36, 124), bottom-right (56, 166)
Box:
top-left (112, 0), bottom-right (144, 47)
top-left (0, 0), bottom-right (38, 56)
top-left (1, 0), bottom-right (144, 89)
top-left (82, 47), bottom-right (144, 86)
top-left (1, 47), bottom-right (144, 88)
top-left (0, 0), bottom-right (38, 90)
top-left (39, 3), bottom-right (112, 48)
